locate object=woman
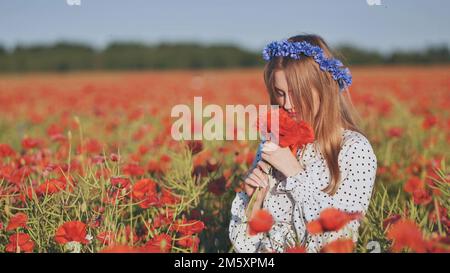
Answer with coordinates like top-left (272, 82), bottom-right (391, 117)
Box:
top-left (229, 34), bottom-right (377, 253)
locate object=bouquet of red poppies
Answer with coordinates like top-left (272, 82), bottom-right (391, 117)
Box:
top-left (257, 107), bottom-right (315, 155)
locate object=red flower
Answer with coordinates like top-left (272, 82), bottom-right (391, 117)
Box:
top-left (5, 233), bottom-right (34, 253)
top-left (321, 239), bottom-right (354, 253)
top-left (21, 137), bottom-right (42, 150)
top-left (207, 176), bottom-right (226, 196)
top-left (422, 115), bottom-right (437, 129)
top-left (171, 219), bottom-right (205, 235)
top-left (176, 236), bottom-right (200, 252)
top-left (0, 144), bottom-right (16, 158)
top-left (159, 188), bottom-right (180, 205)
top-left (386, 219), bottom-right (427, 253)
top-left (110, 153), bottom-right (120, 162)
top-left (144, 234), bottom-right (172, 253)
top-left (258, 108), bottom-right (315, 155)
top-left (36, 178), bottom-right (67, 195)
top-left (55, 221), bottom-right (89, 245)
top-left (6, 213), bottom-right (28, 231)
top-left (412, 188), bottom-right (432, 205)
top-left (285, 246), bottom-right (307, 253)
top-left (123, 163), bottom-right (145, 177)
top-left (387, 127), bottom-right (403, 138)
top-left (110, 177), bottom-right (131, 189)
top-left (403, 176), bottom-right (424, 194)
top-left (306, 208), bottom-right (362, 234)
top-left (186, 140), bottom-right (203, 155)
top-left (47, 123), bottom-right (64, 137)
top-left (100, 245), bottom-right (139, 253)
top-left (78, 139), bottom-right (103, 154)
top-left (248, 209), bottom-right (274, 235)
top-left (383, 214), bottom-right (402, 230)
top-left (147, 160), bottom-right (165, 175)
top-left (132, 178), bottom-right (159, 208)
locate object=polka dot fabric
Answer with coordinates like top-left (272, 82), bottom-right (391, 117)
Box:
top-left (229, 128), bottom-right (377, 253)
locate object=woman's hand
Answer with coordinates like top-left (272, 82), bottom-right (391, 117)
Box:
top-left (261, 141), bottom-right (303, 178)
top-left (243, 165), bottom-right (269, 197)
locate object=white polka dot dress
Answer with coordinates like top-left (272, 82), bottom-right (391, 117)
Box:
top-left (229, 128), bottom-right (377, 253)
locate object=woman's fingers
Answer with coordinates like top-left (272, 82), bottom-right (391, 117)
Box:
top-left (248, 173), bottom-right (267, 188)
top-left (253, 168), bottom-right (268, 187)
top-left (257, 160), bottom-right (271, 174)
top-left (261, 152), bottom-right (270, 162)
top-left (244, 175), bottom-right (260, 188)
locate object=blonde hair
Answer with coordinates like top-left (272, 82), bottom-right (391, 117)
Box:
top-left (264, 34), bottom-right (365, 195)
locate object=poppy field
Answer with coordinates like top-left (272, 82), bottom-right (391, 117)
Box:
top-left (0, 66), bottom-right (449, 253)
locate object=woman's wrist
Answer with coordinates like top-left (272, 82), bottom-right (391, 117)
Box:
top-left (283, 159), bottom-right (303, 177)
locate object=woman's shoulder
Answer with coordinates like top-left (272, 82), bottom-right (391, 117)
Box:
top-left (340, 128), bottom-right (376, 160)
top-left (342, 128), bottom-right (371, 146)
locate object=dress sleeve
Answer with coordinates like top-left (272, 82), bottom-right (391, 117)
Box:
top-left (278, 139), bottom-right (377, 252)
top-left (228, 191), bottom-right (265, 253)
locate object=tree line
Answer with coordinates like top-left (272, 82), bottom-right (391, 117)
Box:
top-left (0, 42), bottom-right (448, 72)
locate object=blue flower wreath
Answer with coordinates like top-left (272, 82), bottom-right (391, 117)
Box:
top-left (262, 40), bottom-right (352, 91)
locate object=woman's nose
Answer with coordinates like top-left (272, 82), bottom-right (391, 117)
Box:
top-left (284, 94), bottom-right (293, 111)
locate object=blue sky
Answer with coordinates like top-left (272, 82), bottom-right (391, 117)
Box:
top-left (0, 0), bottom-right (449, 53)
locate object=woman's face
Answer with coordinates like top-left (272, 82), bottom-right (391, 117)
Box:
top-left (273, 70), bottom-right (319, 120)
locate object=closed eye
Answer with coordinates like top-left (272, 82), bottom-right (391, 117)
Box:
top-left (275, 88), bottom-right (285, 97)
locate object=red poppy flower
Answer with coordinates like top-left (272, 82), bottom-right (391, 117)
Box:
top-left (0, 144), bottom-right (16, 158)
top-left (123, 163), bottom-right (145, 177)
top-left (187, 140), bottom-right (203, 155)
top-left (176, 236), bottom-right (200, 252)
top-left (147, 160), bottom-right (165, 175)
top-left (5, 233), bottom-right (34, 253)
top-left (55, 221), bottom-right (89, 245)
top-left (387, 127), bottom-right (403, 138)
top-left (47, 123), bottom-right (64, 137)
top-left (258, 108), bottom-right (315, 155)
top-left (100, 245), bottom-right (139, 253)
top-left (412, 188), bottom-right (432, 205)
top-left (132, 178), bottom-right (159, 208)
top-left (285, 246), bottom-right (307, 253)
top-left (403, 176), bottom-right (424, 194)
top-left (386, 219), bottom-right (427, 253)
top-left (143, 234), bottom-right (172, 253)
top-left (6, 213), bottom-right (28, 231)
top-left (21, 137), bottom-right (42, 150)
top-left (248, 209), bottom-right (274, 235)
top-left (110, 177), bottom-right (131, 189)
top-left (206, 158), bottom-right (219, 172)
top-left (422, 115), bottom-right (437, 129)
top-left (383, 214), bottom-right (402, 230)
top-left (306, 208), bottom-right (362, 234)
top-left (110, 153), bottom-right (120, 162)
top-left (171, 219), bottom-right (205, 235)
top-left (36, 178), bottom-right (66, 195)
top-left (207, 176), bottom-right (226, 196)
top-left (77, 139), bottom-right (103, 154)
top-left (159, 188), bottom-right (180, 205)
top-left (321, 239), bottom-right (354, 253)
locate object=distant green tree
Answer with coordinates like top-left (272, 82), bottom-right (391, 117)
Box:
top-left (0, 41), bottom-right (448, 73)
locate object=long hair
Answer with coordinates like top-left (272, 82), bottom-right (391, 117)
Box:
top-left (263, 34), bottom-right (365, 195)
